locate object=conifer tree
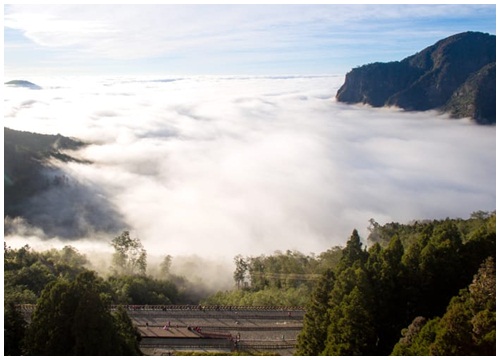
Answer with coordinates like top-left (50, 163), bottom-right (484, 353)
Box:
top-left (338, 229), bottom-right (367, 270)
top-left (322, 264), bottom-right (376, 355)
top-left (295, 269), bottom-right (335, 355)
top-left (323, 286), bottom-right (377, 355)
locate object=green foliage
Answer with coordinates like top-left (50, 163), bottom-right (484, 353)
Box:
top-left (324, 286), bottom-right (377, 355)
top-left (4, 301), bottom-right (27, 356)
top-left (392, 258), bottom-right (495, 355)
top-left (296, 212), bottom-right (496, 356)
top-left (113, 305), bottom-right (142, 355)
top-left (315, 245), bottom-right (343, 273)
top-left (233, 254), bottom-right (248, 289)
top-left (43, 245), bottom-right (90, 275)
top-left (391, 316), bottom-right (429, 355)
top-left (393, 317), bottom-right (440, 355)
top-left (111, 230), bottom-right (147, 275)
top-left (107, 274), bottom-right (180, 304)
top-left (5, 211), bottom-right (495, 356)
top-left (23, 271), bottom-right (141, 356)
top-left (209, 247), bottom-right (343, 307)
top-left (436, 257), bottom-right (495, 355)
top-left (339, 229), bottom-right (367, 270)
top-left (295, 269), bottom-right (335, 355)
top-left (322, 265), bottom-right (376, 355)
top-left (203, 285), bottom-right (310, 307)
top-left (245, 250), bottom-right (320, 290)
top-left (429, 293), bottom-right (475, 355)
top-left (4, 244), bottom-right (89, 304)
top-left (366, 235), bottom-right (407, 354)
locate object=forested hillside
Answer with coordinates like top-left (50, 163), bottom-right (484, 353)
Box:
top-left (4, 127), bottom-right (87, 217)
top-left (4, 231), bottom-right (199, 355)
top-left (296, 212), bottom-right (495, 356)
top-left (4, 212), bottom-right (495, 355)
top-left (4, 127), bottom-right (126, 238)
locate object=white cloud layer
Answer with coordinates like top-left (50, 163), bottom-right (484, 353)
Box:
top-left (4, 76), bottom-right (496, 265)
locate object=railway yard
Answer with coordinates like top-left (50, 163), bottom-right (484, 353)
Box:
top-left (18, 305), bottom-right (306, 355)
top-left (127, 305), bottom-right (305, 355)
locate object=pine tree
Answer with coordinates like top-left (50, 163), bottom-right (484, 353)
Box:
top-left (323, 286), bottom-right (377, 355)
top-left (322, 265), bottom-right (376, 355)
top-left (339, 229), bottom-right (367, 269)
top-left (295, 269), bottom-right (335, 355)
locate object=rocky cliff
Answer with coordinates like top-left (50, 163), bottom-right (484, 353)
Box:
top-left (336, 32), bottom-right (496, 124)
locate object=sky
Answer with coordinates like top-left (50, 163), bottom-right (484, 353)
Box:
top-left (3, 3), bottom-right (497, 77)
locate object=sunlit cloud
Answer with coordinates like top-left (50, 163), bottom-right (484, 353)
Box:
top-left (4, 76), bottom-right (495, 266)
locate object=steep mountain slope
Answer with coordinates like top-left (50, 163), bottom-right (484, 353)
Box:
top-left (4, 127), bottom-right (87, 216)
top-left (336, 32), bottom-right (496, 124)
top-left (4, 128), bottom-right (126, 239)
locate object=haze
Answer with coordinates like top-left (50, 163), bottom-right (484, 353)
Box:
top-left (4, 75), bottom-right (496, 263)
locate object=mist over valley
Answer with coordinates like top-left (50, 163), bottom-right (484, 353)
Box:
top-left (4, 5), bottom-right (497, 356)
top-left (4, 75), bottom-right (495, 277)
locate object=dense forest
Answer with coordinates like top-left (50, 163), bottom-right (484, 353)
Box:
top-left (4, 212), bottom-right (496, 355)
top-left (296, 211), bottom-right (496, 355)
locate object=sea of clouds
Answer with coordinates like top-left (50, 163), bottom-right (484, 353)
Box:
top-left (3, 75), bottom-right (496, 271)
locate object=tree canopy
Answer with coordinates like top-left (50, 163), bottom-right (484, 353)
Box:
top-left (4, 211), bottom-right (495, 356)
top-left (23, 271), bottom-right (141, 356)
top-left (110, 230), bottom-right (147, 275)
top-left (296, 212), bottom-right (496, 356)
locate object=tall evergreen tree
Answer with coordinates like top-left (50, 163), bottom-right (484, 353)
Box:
top-left (322, 265), bottom-right (376, 355)
top-left (372, 235), bottom-right (407, 354)
top-left (323, 286), bottom-right (377, 355)
top-left (295, 269), bottom-right (336, 355)
top-left (339, 229), bottom-right (367, 270)
top-left (419, 222), bottom-right (463, 316)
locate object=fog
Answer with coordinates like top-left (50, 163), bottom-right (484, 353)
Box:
top-left (4, 75), bottom-right (496, 272)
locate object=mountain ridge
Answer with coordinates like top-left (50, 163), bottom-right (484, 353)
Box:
top-left (336, 31), bottom-right (496, 124)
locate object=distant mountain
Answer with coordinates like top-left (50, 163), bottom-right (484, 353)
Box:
top-left (5, 80), bottom-right (42, 90)
top-left (336, 32), bottom-right (496, 124)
